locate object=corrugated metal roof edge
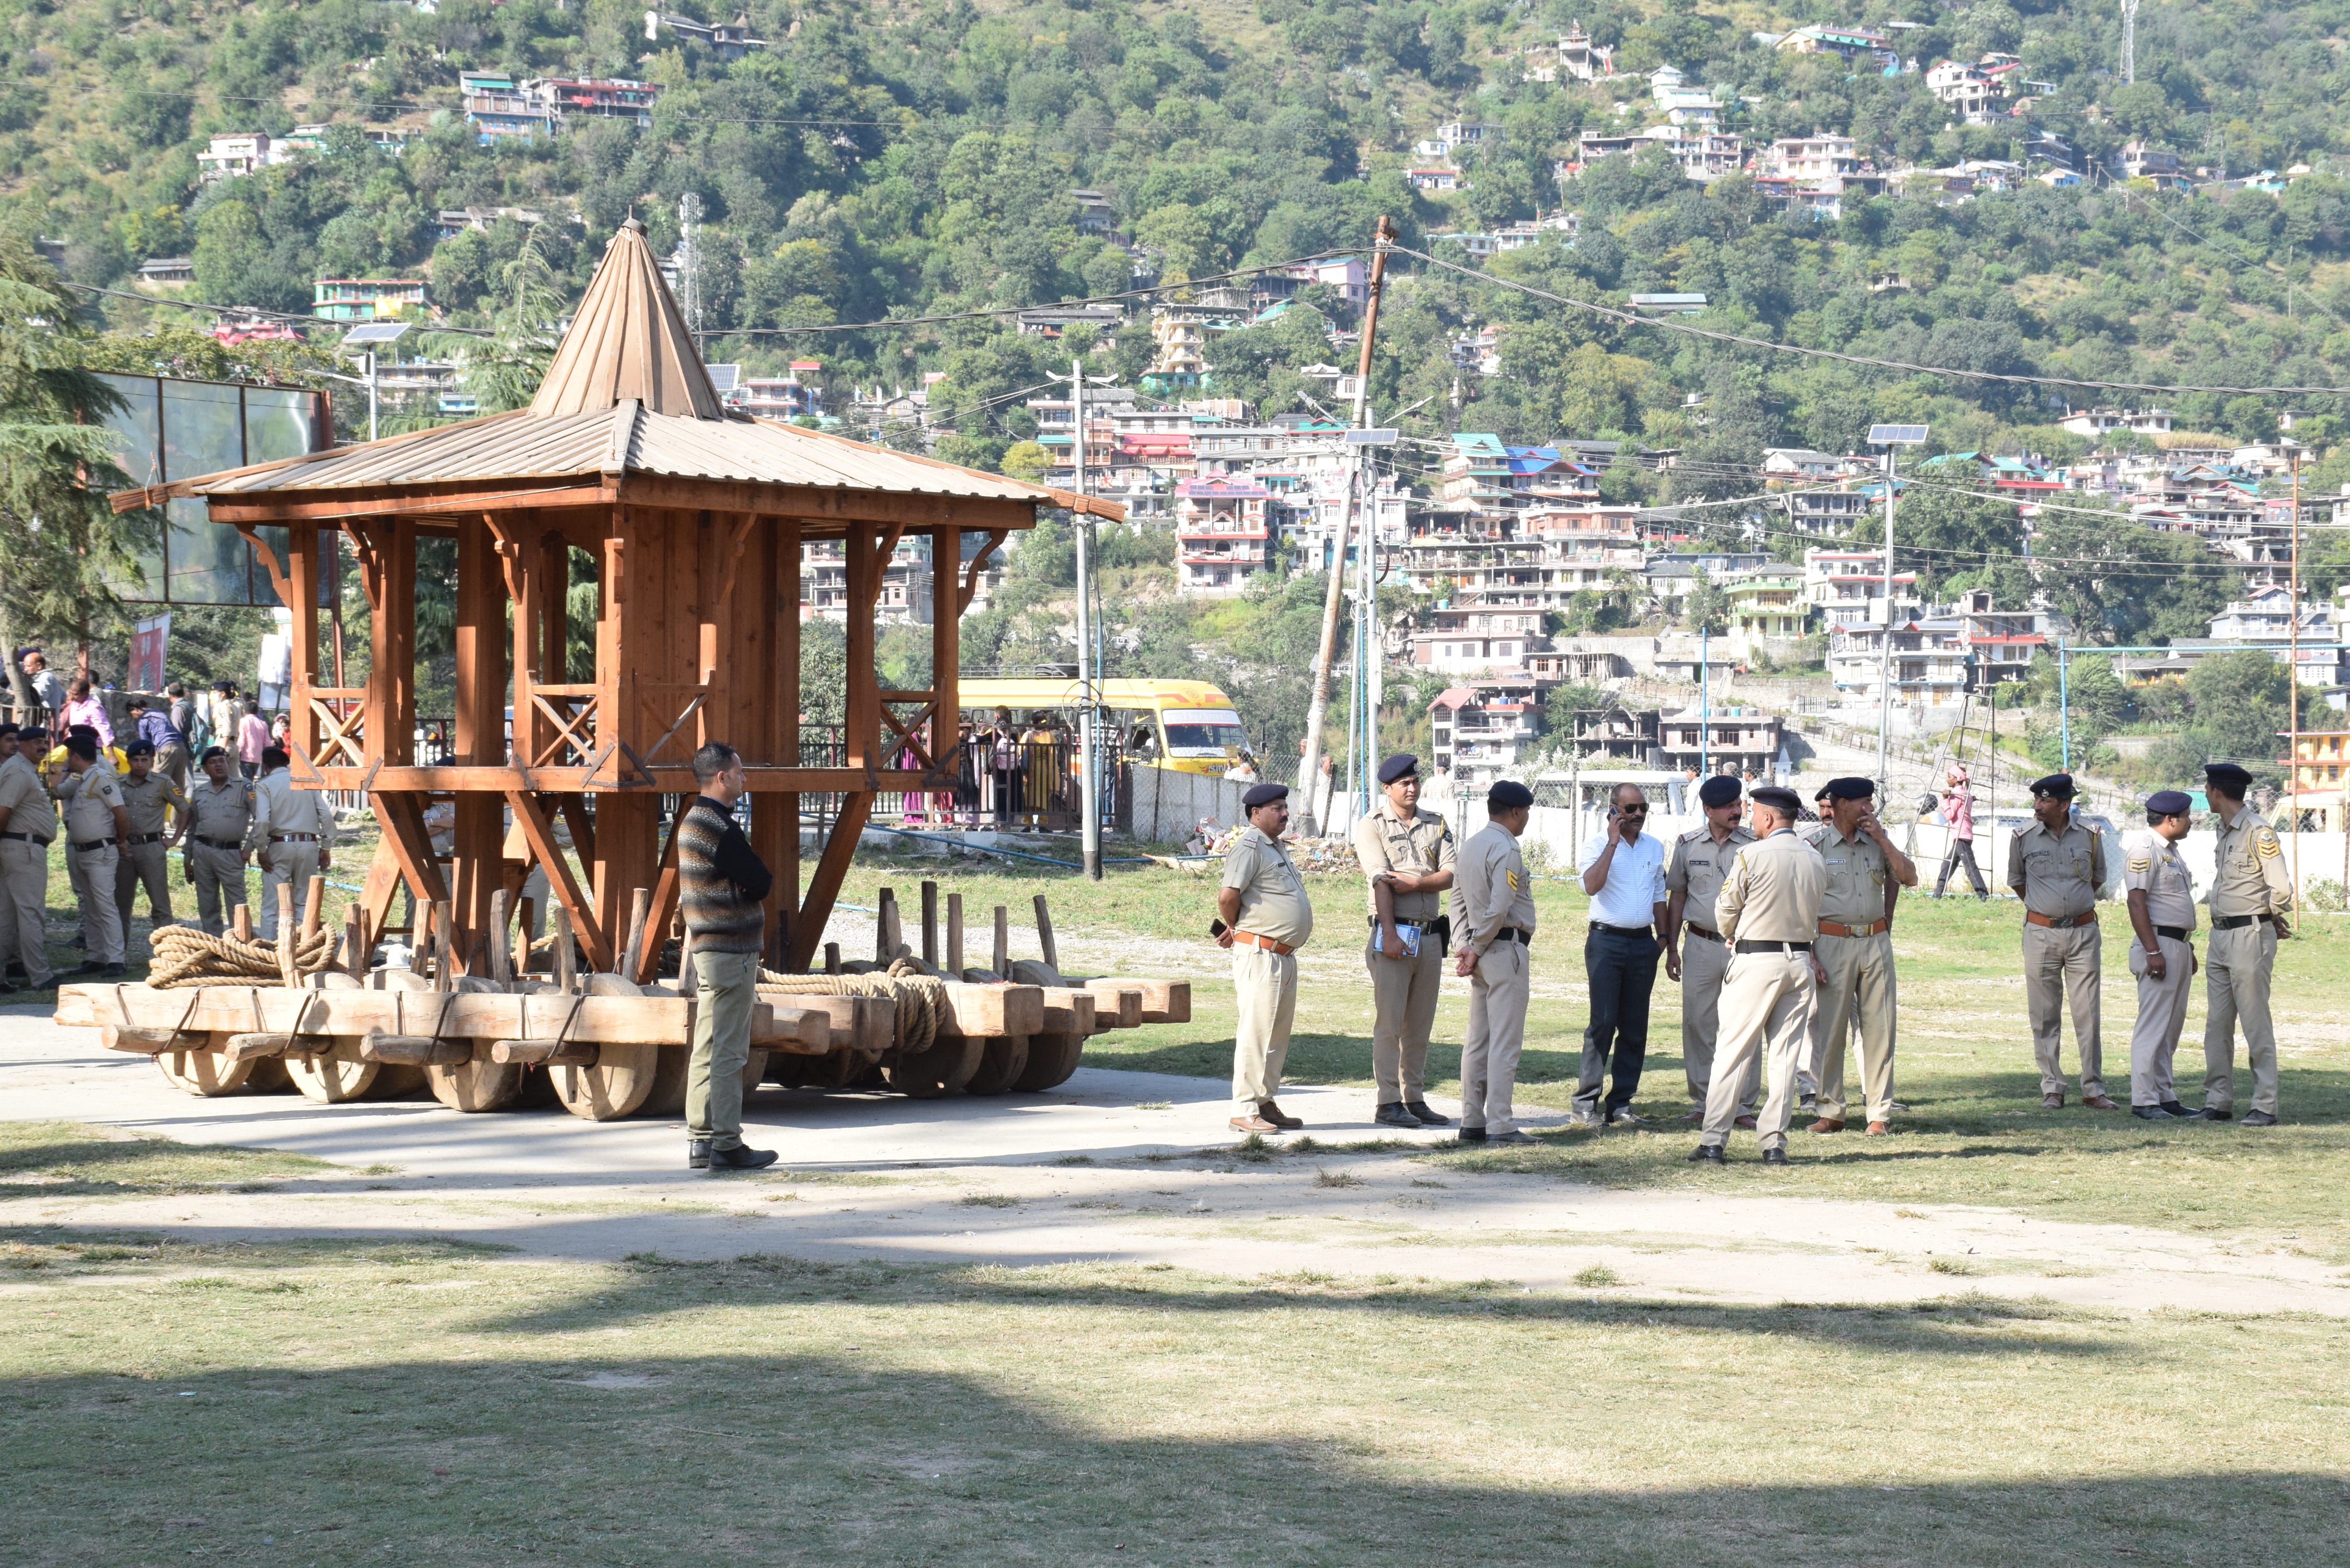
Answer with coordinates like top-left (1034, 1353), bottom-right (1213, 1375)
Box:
top-left (744, 416), bottom-right (1125, 521)
top-left (107, 409), bottom-right (540, 513)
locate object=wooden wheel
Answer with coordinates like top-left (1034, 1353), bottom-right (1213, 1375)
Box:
top-left (156, 1041), bottom-right (261, 1097)
top-left (1012, 1030), bottom-right (1085, 1092)
top-left (285, 1044), bottom-right (380, 1104)
top-left (883, 1036), bottom-right (983, 1099)
top-left (365, 1063), bottom-right (430, 1099)
top-left (640, 1044), bottom-right (689, 1117)
top-left (555, 1041), bottom-right (660, 1121)
top-left (768, 1051), bottom-right (869, 1090)
top-left (425, 1045), bottom-right (527, 1113)
top-left (962, 1035), bottom-right (1031, 1096)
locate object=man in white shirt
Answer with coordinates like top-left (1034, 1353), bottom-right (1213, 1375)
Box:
top-left (1574, 782), bottom-right (1669, 1128)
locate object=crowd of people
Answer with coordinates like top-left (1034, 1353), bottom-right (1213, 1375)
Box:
top-left (1212, 755), bottom-right (2297, 1156)
top-left (0, 651), bottom-right (327, 990)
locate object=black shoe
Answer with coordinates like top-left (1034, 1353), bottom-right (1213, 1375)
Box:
top-left (1686, 1143), bottom-right (1725, 1165)
top-left (1487, 1129), bottom-right (1535, 1146)
top-left (2241, 1110), bottom-right (2279, 1127)
top-left (2158, 1101), bottom-right (2192, 1118)
top-left (2197, 1109), bottom-right (2233, 1122)
top-left (3, 962), bottom-right (25, 979)
top-left (1457, 1127), bottom-right (1487, 1144)
top-left (705, 1143), bottom-right (779, 1173)
top-left (1374, 1102), bottom-right (1420, 1129)
top-left (687, 1138), bottom-right (711, 1170)
top-left (100, 962), bottom-right (125, 978)
top-left (2133, 1104), bottom-right (2184, 1120)
top-left (69, 959), bottom-right (108, 976)
top-left (1761, 1148), bottom-right (1790, 1166)
top-left (0, 979), bottom-right (16, 996)
top-left (1406, 1101), bottom-right (1453, 1127)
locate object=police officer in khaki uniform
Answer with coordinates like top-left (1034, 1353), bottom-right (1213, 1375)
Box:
top-left (58, 735), bottom-right (131, 976)
top-left (113, 739), bottom-right (188, 955)
top-left (184, 746), bottom-right (257, 936)
top-left (1217, 782), bottom-right (1312, 1134)
top-left (1689, 785), bottom-right (1825, 1165)
top-left (2199, 762), bottom-right (2294, 1125)
top-left (0, 724), bottom-right (57, 991)
top-left (244, 746), bottom-right (336, 939)
top-left (1452, 779), bottom-right (1538, 1145)
top-left (1803, 777), bottom-right (1917, 1135)
top-left (2006, 772), bottom-right (2116, 1110)
top-left (1666, 775), bottom-right (1759, 1124)
top-left (2123, 789), bottom-right (2201, 1120)
top-left (1355, 752), bottom-right (1457, 1129)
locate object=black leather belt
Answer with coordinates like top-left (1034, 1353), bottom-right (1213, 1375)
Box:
top-left (1590, 921), bottom-right (1653, 937)
top-left (70, 838), bottom-right (113, 851)
top-left (1492, 926), bottom-right (1531, 944)
top-left (1684, 923), bottom-right (1723, 943)
top-left (1372, 915), bottom-right (1432, 928)
top-left (270, 833), bottom-right (319, 843)
top-left (2155, 925), bottom-right (2192, 941)
top-left (0, 830), bottom-right (49, 845)
top-left (194, 836), bottom-right (241, 849)
top-left (2210, 914), bottom-right (2275, 930)
top-left (1736, 939), bottom-right (1813, 953)
top-left (124, 833), bottom-right (163, 846)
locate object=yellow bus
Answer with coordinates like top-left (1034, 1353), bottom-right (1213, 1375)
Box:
top-left (959, 678), bottom-right (1251, 776)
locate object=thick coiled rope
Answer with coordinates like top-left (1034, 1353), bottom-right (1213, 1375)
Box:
top-left (755, 957), bottom-right (947, 1055)
top-left (147, 924), bottom-right (340, 988)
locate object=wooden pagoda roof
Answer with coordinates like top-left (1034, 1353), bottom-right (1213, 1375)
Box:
top-left (112, 219), bottom-right (1120, 525)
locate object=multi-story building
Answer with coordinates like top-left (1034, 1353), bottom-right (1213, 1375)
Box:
top-left (1439, 434), bottom-right (1602, 514)
top-left (1429, 681), bottom-right (1550, 782)
top-left (460, 73), bottom-right (555, 141)
top-left (2059, 407), bottom-right (2173, 440)
top-left (195, 133), bottom-right (274, 182)
top-left (802, 535), bottom-right (932, 626)
top-left (1564, 706), bottom-right (1660, 764)
top-left (1829, 591), bottom-right (2055, 707)
top-left (431, 206), bottom-right (547, 241)
top-left (1718, 563), bottom-right (1813, 660)
top-left (2113, 141), bottom-right (2186, 189)
top-left (1657, 708), bottom-right (1787, 775)
top-left (1925, 59), bottom-right (2003, 122)
top-left (312, 278), bottom-right (428, 322)
top-left (1174, 477), bottom-right (1277, 596)
top-left (1413, 601), bottom-right (1552, 675)
top-left (1576, 126), bottom-right (1746, 181)
top-left (1774, 24), bottom-right (1896, 66)
top-left (1805, 548), bottom-right (1922, 630)
top-left (731, 372), bottom-right (823, 421)
top-left (645, 11), bottom-right (768, 59)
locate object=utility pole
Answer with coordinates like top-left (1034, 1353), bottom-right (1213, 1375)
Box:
top-left (678, 192), bottom-right (703, 354)
top-left (1297, 214), bottom-right (1394, 836)
top-left (1072, 355), bottom-right (1100, 881)
top-left (1868, 424), bottom-right (1927, 794)
top-left (2121, 0), bottom-right (2139, 84)
top-left (1699, 622), bottom-right (1710, 779)
top-left (2289, 448), bottom-right (2302, 897)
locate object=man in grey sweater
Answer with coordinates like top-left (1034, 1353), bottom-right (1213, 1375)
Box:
top-left (679, 741), bottom-right (779, 1173)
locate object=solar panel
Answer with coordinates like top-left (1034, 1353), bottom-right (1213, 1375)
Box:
top-left (1868, 423), bottom-right (1930, 445)
top-left (340, 322), bottom-right (411, 347)
top-left (1344, 428), bottom-right (1400, 446)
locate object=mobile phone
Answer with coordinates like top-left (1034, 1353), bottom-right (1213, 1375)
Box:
top-left (1209, 918), bottom-right (1229, 938)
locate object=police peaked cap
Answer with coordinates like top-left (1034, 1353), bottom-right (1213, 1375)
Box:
top-left (2203, 763), bottom-right (2253, 793)
top-left (1823, 776), bottom-right (1876, 801)
top-left (1242, 782), bottom-right (1290, 810)
top-left (1488, 780), bottom-right (1535, 809)
top-left (2029, 773), bottom-right (2078, 799)
top-left (1377, 753), bottom-right (1419, 785)
top-left (1697, 775), bottom-right (1743, 809)
top-left (2145, 789), bottom-right (2193, 816)
top-left (1750, 785), bottom-right (1802, 815)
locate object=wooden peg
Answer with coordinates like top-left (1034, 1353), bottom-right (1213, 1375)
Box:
top-left (432, 900), bottom-right (454, 992)
top-left (488, 889), bottom-right (511, 985)
top-left (232, 902), bottom-right (252, 943)
top-left (992, 904), bottom-right (1009, 975)
top-left (920, 881), bottom-right (939, 967)
top-left (301, 874), bottom-right (325, 939)
top-left (552, 905), bottom-right (576, 994)
top-left (947, 892), bottom-right (964, 975)
top-left (877, 886), bottom-right (900, 963)
top-left (343, 907), bottom-right (366, 981)
top-left (823, 941), bottom-right (840, 974)
top-left (276, 883), bottom-right (298, 988)
top-left (1033, 893), bottom-right (1058, 973)
top-left (620, 886), bottom-right (651, 980)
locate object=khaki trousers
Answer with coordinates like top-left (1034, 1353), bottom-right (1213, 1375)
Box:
top-left (1813, 931), bottom-right (1896, 1124)
top-left (1366, 934), bottom-right (1443, 1102)
top-left (2127, 935), bottom-right (2195, 1108)
top-left (1699, 950), bottom-right (1815, 1151)
top-left (2022, 920), bottom-right (2103, 1096)
top-left (0, 836), bottom-right (54, 986)
top-left (1461, 940), bottom-right (1530, 1134)
top-left (189, 843), bottom-right (248, 936)
top-left (2203, 921), bottom-right (2279, 1116)
top-left (686, 948), bottom-right (759, 1148)
top-left (115, 840), bottom-right (173, 949)
top-left (67, 843), bottom-right (123, 965)
top-left (256, 842), bottom-right (321, 939)
top-left (155, 743), bottom-right (190, 790)
top-left (1231, 944), bottom-right (1298, 1105)
top-left (1679, 929), bottom-right (1757, 1111)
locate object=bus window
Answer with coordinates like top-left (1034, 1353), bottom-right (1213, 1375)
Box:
top-left (1162, 708), bottom-right (1249, 757)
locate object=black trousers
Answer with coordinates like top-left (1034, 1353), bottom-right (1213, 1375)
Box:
top-left (1936, 838), bottom-right (1988, 898)
top-left (1575, 925), bottom-right (1661, 1117)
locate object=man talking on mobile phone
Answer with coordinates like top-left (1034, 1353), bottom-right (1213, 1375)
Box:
top-left (1573, 783), bottom-right (1669, 1129)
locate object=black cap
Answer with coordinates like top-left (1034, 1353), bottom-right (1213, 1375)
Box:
top-left (1824, 776), bottom-right (1876, 801)
top-left (1242, 782), bottom-right (1289, 810)
top-left (200, 745), bottom-right (226, 764)
top-left (65, 735), bottom-right (97, 760)
top-left (2204, 762), bottom-right (2252, 794)
top-left (1752, 785), bottom-right (1802, 815)
top-left (1697, 775), bottom-right (1743, 809)
top-left (17, 728), bottom-right (45, 745)
top-left (0, 722), bottom-right (16, 738)
top-left (1377, 752), bottom-right (1419, 785)
top-left (2146, 789), bottom-right (2193, 816)
top-left (2030, 772), bottom-right (2077, 799)
top-left (1814, 781), bottom-right (1835, 801)
top-left (1488, 780), bottom-right (1535, 810)
top-left (124, 739), bottom-right (154, 757)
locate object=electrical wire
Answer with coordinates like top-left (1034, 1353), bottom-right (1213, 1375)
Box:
top-left (0, 77), bottom-right (904, 130)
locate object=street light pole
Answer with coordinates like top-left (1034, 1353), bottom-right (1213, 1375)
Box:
top-left (1072, 355), bottom-right (1100, 881)
top-left (1867, 423), bottom-right (1927, 794)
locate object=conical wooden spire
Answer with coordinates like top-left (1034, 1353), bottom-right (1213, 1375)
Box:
top-left (528, 218), bottom-right (725, 420)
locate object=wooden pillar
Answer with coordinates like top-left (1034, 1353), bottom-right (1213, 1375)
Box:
top-left (931, 524), bottom-right (959, 781)
top-left (758, 516), bottom-right (799, 969)
top-left (450, 515), bottom-right (508, 969)
top-left (844, 524), bottom-right (876, 772)
top-left (287, 522), bottom-right (320, 761)
top-left (590, 513), bottom-right (656, 965)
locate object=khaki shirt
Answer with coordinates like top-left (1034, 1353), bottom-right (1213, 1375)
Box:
top-left (1803, 823), bottom-right (1892, 927)
top-left (1715, 826), bottom-right (1826, 943)
top-left (1667, 824), bottom-right (1757, 933)
top-left (2208, 803), bottom-right (2294, 917)
top-left (0, 751), bottom-right (55, 841)
top-left (1452, 821), bottom-right (1537, 954)
top-left (1222, 826), bottom-right (1313, 947)
top-left (62, 764), bottom-right (126, 842)
top-left (244, 767), bottom-right (338, 855)
top-left (2005, 818), bottom-right (2106, 919)
top-left (186, 776), bottom-right (258, 845)
top-left (2123, 830), bottom-right (2197, 931)
top-left (118, 770), bottom-right (188, 837)
top-left (1353, 799), bottom-right (1456, 920)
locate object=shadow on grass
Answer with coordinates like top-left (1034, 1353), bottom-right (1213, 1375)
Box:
top-left (0, 1123), bottom-right (338, 1197)
top-left (2, 1224), bottom-right (512, 1272)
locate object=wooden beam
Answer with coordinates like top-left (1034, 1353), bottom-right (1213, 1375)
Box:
top-left (613, 476), bottom-right (1043, 532)
top-left (308, 764), bottom-right (957, 793)
top-left (631, 800), bottom-right (687, 986)
top-left (451, 515), bottom-right (507, 971)
top-left (505, 789), bottom-right (612, 972)
top-left (372, 790), bottom-right (450, 906)
top-left (204, 481), bottom-right (612, 524)
top-left (765, 514), bottom-right (801, 968)
top-left (788, 791), bottom-right (871, 973)
top-left (844, 524), bottom-right (877, 771)
top-left (932, 523), bottom-right (959, 795)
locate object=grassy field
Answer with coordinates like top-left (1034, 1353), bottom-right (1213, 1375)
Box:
top-left (3, 1238), bottom-right (2346, 1567)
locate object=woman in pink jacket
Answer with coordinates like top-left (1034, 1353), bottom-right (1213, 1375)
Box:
top-left (1933, 764), bottom-right (1989, 899)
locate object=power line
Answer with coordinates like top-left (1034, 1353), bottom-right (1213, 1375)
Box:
top-left (1399, 246), bottom-right (2350, 397)
top-left (0, 77), bottom-right (904, 130)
